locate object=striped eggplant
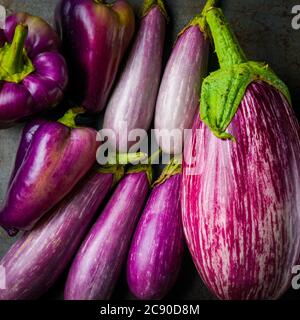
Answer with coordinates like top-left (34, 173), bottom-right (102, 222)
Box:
top-left (103, 0), bottom-right (167, 152)
top-left (182, 1), bottom-right (300, 300)
top-left (127, 159), bottom-right (184, 300)
top-left (64, 166), bottom-right (152, 300)
top-left (154, 4), bottom-right (209, 155)
top-left (0, 167), bottom-right (123, 300)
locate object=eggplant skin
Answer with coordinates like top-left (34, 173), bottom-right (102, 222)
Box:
top-left (64, 172), bottom-right (149, 300)
top-left (154, 25), bottom-right (209, 155)
top-left (127, 174), bottom-right (184, 300)
top-left (0, 172), bottom-right (113, 300)
top-left (182, 81), bottom-right (300, 300)
top-left (103, 6), bottom-right (166, 152)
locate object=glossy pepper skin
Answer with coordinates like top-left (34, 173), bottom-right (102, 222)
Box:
top-left (0, 110), bottom-right (99, 232)
top-left (55, 0), bottom-right (135, 113)
top-left (0, 13), bottom-right (68, 128)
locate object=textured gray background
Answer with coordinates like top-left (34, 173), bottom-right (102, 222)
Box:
top-left (0, 0), bottom-right (300, 300)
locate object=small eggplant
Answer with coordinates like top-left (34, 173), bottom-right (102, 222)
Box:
top-left (103, 0), bottom-right (167, 152)
top-left (127, 158), bottom-right (184, 300)
top-left (154, 5), bottom-right (209, 154)
top-left (0, 108), bottom-right (99, 232)
top-left (55, 0), bottom-right (135, 113)
top-left (64, 166), bottom-right (152, 300)
top-left (0, 13), bottom-right (68, 128)
top-left (0, 167), bottom-right (123, 300)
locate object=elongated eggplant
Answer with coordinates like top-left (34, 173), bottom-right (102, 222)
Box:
top-left (0, 108), bottom-right (99, 232)
top-left (103, 0), bottom-right (167, 152)
top-left (65, 166), bottom-right (152, 300)
top-left (55, 0), bottom-right (135, 113)
top-left (127, 159), bottom-right (184, 300)
top-left (182, 1), bottom-right (300, 300)
top-left (0, 167), bottom-right (123, 300)
top-left (154, 4), bottom-right (209, 155)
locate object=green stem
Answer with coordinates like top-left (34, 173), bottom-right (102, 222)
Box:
top-left (178, 0), bottom-right (216, 37)
top-left (1, 24), bottom-right (28, 75)
top-left (152, 156), bottom-right (181, 187)
top-left (57, 107), bottom-right (86, 128)
top-left (204, 5), bottom-right (247, 69)
top-left (147, 148), bottom-right (162, 165)
top-left (113, 152), bottom-right (148, 165)
top-left (142, 0), bottom-right (168, 20)
top-left (94, 0), bottom-right (105, 4)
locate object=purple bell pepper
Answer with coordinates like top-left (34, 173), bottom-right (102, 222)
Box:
top-left (0, 108), bottom-right (99, 232)
top-left (0, 13), bottom-right (68, 128)
top-left (55, 0), bottom-right (135, 113)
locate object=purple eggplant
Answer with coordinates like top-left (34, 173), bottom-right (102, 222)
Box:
top-left (154, 7), bottom-right (209, 155)
top-left (182, 1), bottom-right (300, 300)
top-left (0, 13), bottom-right (68, 128)
top-left (0, 168), bottom-right (123, 300)
top-left (64, 166), bottom-right (152, 300)
top-left (55, 0), bottom-right (135, 113)
top-left (0, 108), bottom-right (99, 232)
top-left (103, 0), bottom-right (167, 152)
top-left (127, 159), bottom-right (184, 300)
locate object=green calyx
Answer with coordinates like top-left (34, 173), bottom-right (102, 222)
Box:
top-left (125, 148), bottom-right (162, 185)
top-left (98, 164), bottom-right (125, 186)
top-left (199, 5), bottom-right (291, 141)
top-left (142, 0), bottom-right (169, 20)
top-left (57, 107), bottom-right (86, 128)
top-left (152, 156), bottom-right (181, 187)
top-left (178, 0), bottom-right (216, 38)
top-left (107, 152), bottom-right (148, 165)
top-left (0, 24), bottom-right (34, 83)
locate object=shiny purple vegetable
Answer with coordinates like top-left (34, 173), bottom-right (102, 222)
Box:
top-left (0, 13), bottom-right (68, 128)
top-left (0, 108), bottom-right (99, 232)
top-left (0, 168), bottom-right (123, 300)
top-left (65, 168), bottom-right (151, 300)
top-left (154, 6), bottom-right (209, 154)
top-left (127, 159), bottom-right (184, 300)
top-left (55, 0), bottom-right (135, 113)
top-left (182, 1), bottom-right (300, 300)
top-left (103, 0), bottom-right (167, 152)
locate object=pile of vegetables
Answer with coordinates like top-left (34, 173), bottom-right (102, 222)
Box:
top-left (0, 0), bottom-right (300, 301)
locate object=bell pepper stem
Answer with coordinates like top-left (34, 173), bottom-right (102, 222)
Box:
top-left (1, 24), bottom-right (28, 75)
top-left (204, 3), bottom-right (247, 68)
top-left (58, 107), bottom-right (86, 128)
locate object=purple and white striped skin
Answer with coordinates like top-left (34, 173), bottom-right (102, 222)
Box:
top-left (182, 82), bottom-right (300, 300)
top-left (103, 0), bottom-right (167, 152)
top-left (0, 13), bottom-right (68, 128)
top-left (0, 171), bottom-right (114, 300)
top-left (0, 118), bottom-right (99, 232)
top-left (65, 172), bottom-right (150, 300)
top-left (154, 17), bottom-right (209, 155)
top-left (127, 173), bottom-right (184, 300)
top-left (55, 0), bottom-right (135, 113)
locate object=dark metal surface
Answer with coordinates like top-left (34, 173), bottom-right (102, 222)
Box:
top-left (0, 0), bottom-right (299, 300)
